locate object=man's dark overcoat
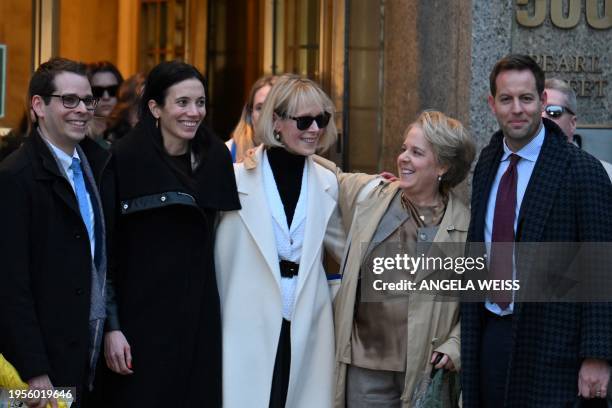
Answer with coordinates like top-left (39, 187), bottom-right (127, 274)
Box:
top-left (0, 131), bottom-right (113, 403)
top-left (461, 119), bottom-right (612, 407)
top-left (95, 122), bottom-right (239, 407)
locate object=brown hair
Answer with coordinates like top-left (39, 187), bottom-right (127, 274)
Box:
top-left (106, 72), bottom-right (146, 140)
top-left (28, 57), bottom-right (89, 126)
top-left (489, 54), bottom-right (545, 97)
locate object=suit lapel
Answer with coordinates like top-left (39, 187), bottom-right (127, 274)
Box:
top-left (294, 158), bottom-right (335, 300)
top-left (236, 148), bottom-right (282, 287)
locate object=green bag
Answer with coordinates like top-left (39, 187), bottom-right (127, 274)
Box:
top-left (411, 368), bottom-right (460, 408)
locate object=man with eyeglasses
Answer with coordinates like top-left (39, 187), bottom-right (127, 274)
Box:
top-left (543, 78), bottom-right (612, 180)
top-left (0, 57), bottom-right (113, 408)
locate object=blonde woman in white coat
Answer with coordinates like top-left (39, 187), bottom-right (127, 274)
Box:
top-left (215, 74), bottom-right (345, 408)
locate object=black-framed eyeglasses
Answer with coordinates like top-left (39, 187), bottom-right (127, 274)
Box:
top-left (545, 105), bottom-right (575, 118)
top-left (92, 85), bottom-right (119, 98)
top-left (45, 94), bottom-right (99, 110)
top-left (286, 112), bottom-right (331, 130)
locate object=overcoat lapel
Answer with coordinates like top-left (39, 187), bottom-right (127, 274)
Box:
top-left (471, 135), bottom-right (504, 243)
top-left (516, 129), bottom-right (568, 242)
top-left (236, 148), bottom-right (282, 287)
top-left (294, 158), bottom-right (335, 300)
top-left (362, 192), bottom-right (407, 261)
top-left (30, 132), bottom-right (81, 217)
top-left (51, 177), bottom-right (80, 217)
top-left (350, 183), bottom-right (402, 266)
top-left (414, 193), bottom-right (469, 283)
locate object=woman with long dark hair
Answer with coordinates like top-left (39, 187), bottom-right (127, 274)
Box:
top-left (97, 61), bottom-right (239, 407)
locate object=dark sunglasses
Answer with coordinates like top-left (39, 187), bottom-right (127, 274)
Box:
top-left (45, 94), bottom-right (99, 110)
top-left (545, 105), bottom-right (575, 118)
top-left (286, 112), bottom-right (331, 130)
top-left (92, 85), bottom-right (119, 98)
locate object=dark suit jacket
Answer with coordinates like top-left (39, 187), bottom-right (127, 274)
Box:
top-left (461, 119), bottom-right (612, 407)
top-left (0, 130), bottom-right (113, 398)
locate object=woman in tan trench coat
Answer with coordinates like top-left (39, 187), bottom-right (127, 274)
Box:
top-left (318, 111), bottom-right (475, 407)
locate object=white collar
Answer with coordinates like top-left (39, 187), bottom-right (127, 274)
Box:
top-left (38, 128), bottom-right (80, 175)
top-left (261, 150), bottom-right (308, 234)
top-left (501, 123), bottom-right (545, 163)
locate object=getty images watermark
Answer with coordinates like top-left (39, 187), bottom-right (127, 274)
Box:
top-left (371, 252), bottom-right (519, 292)
top-left (359, 242), bottom-right (612, 303)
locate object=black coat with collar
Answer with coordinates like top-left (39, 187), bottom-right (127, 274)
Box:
top-left (461, 119), bottom-right (612, 407)
top-left (0, 131), bottom-right (113, 394)
top-left (94, 122), bottom-right (239, 407)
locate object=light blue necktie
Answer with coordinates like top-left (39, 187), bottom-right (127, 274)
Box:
top-left (70, 157), bottom-right (94, 245)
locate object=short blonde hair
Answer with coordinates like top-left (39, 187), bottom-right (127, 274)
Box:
top-left (230, 75), bottom-right (278, 162)
top-left (406, 111), bottom-right (475, 193)
top-left (256, 74), bottom-right (337, 153)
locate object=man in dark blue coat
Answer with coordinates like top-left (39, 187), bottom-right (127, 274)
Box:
top-left (461, 54), bottom-right (612, 407)
top-left (0, 58), bottom-right (112, 408)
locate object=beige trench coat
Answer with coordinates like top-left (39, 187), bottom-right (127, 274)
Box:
top-left (315, 158), bottom-right (468, 408)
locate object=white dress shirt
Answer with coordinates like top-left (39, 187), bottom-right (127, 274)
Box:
top-left (484, 124), bottom-right (545, 315)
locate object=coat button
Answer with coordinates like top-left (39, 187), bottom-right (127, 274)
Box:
top-left (160, 195), bottom-right (167, 202)
top-left (419, 233), bottom-right (427, 240)
top-left (75, 288), bottom-right (84, 295)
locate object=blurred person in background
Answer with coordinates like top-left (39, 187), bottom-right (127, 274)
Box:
top-left (87, 61), bottom-right (124, 148)
top-left (226, 75), bottom-right (277, 162)
top-left (543, 78), bottom-right (612, 180)
top-left (0, 111), bottom-right (30, 161)
top-left (104, 72), bottom-right (146, 143)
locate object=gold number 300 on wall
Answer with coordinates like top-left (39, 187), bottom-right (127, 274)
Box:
top-left (516, 0), bottom-right (612, 29)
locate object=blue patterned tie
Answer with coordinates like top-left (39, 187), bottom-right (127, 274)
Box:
top-left (70, 157), bottom-right (94, 244)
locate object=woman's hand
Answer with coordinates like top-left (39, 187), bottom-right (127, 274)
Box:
top-left (25, 374), bottom-right (57, 408)
top-left (431, 351), bottom-right (456, 371)
top-left (379, 171), bottom-right (398, 182)
top-left (104, 330), bottom-right (133, 375)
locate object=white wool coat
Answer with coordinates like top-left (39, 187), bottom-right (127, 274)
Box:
top-left (215, 146), bottom-right (344, 408)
